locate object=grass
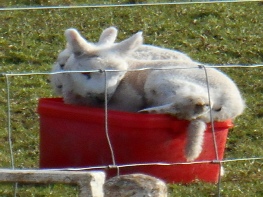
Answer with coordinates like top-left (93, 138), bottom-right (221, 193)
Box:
top-left (0, 0), bottom-right (263, 196)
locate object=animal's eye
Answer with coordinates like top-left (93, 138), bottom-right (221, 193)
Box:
top-left (214, 107), bottom-right (222, 112)
top-left (60, 64), bottom-right (65, 69)
top-left (82, 72), bottom-right (92, 80)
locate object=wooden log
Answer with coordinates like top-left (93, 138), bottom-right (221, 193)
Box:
top-left (0, 169), bottom-right (105, 197)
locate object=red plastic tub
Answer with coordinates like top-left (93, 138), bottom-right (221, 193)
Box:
top-left (38, 98), bottom-right (233, 183)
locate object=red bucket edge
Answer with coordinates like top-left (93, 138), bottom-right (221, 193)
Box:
top-left (37, 97), bottom-right (233, 130)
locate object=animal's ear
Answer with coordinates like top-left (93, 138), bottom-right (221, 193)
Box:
top-left (64, 28), bottom-right (95, 57)
top-left (138, 103), bottom-right (176, 114)
top-left (98, 26), bottom-right (118, 45)
top-left (113, 31), bottom-right (143, 55)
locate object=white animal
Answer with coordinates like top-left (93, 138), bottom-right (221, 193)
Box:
top-left (61, 28), bottom-right (142, 106)
top-left (50, 26), bottom-right (119, 96)
top-left (50, 26), bottom-right (193, 96)
top-left (63, 28), bottom-right (245, 161)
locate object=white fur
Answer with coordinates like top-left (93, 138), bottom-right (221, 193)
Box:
top-left (133, 44), bottom-right (192, 61)
top-left (56, 28), bottom-right (245, 162)
top-left (186, 119), bottom-right (207, 162)
top-left (50, 27), bottom-right (118, 96)
top-left (61, 28), bottom-right (142, 106)
top-left (50, 26), bottom-right (193, 96)
top-left (123, 60), bottom-right (245, 161)
top-left (50, 46), bottom-right (71, 95)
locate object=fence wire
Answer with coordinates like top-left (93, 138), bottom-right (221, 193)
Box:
top-left (0, 0), bottom-right (262, 11)
top-left (1, 64), bottom-right (263, 197)
top-left (0, 0), bottom-right (263, 196)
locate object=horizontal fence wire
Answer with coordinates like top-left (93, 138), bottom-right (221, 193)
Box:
top-left (0, 64), bottom-right (263, 77)
top-left (31, 157), bottom-right (263, 171)
top-left (0, 0), bottom-right (262, 11)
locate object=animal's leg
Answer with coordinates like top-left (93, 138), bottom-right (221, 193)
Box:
top-left (139, 95), bottom-right (211, 120)
top-left (185, 119), bottom-right (206, 162)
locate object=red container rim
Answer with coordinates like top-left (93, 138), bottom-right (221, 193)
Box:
top-left (37, 98), bottom-right (233, 130)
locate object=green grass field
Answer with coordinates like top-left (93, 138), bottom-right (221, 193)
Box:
top-left (0, 0), bottom-right (263, 196)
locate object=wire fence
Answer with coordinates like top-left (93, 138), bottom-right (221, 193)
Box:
top-left (1, 64), bottom-right (263, 196)
top-left (1, 1), bottom-right (263, 196)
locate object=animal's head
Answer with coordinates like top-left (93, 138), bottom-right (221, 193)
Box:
top-left (51, 26), bottom-right (119, 96)
top-left (64, 28), bottom-right (143, 102)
